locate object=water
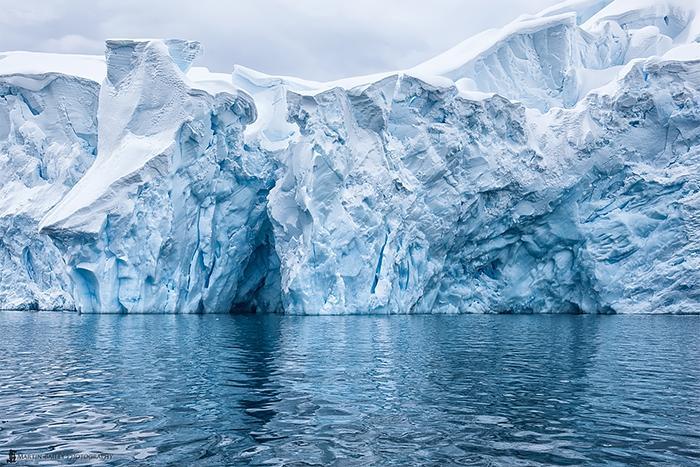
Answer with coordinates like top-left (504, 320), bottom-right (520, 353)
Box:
top-left (0, 313), bottom-right (699, 466)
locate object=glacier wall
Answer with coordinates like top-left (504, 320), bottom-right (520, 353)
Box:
top-left (268, 57), bottom-right (700, 314)
top-left (39, 40), bottom-right (281, 313)
top-left (0, 73), bottom-right (98, 309)
top-left (1, 0), bottom-right (699, 313)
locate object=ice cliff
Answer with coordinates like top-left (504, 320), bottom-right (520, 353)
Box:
top-left (38, 40), bottom-right (280, 313)
top-left (0, 57), bottom-right (100, 309)
top-left (1, 0), bottom-right (700, 313)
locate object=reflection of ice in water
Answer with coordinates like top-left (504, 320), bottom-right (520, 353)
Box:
top-left (0, 313), bottom-right (699, 465)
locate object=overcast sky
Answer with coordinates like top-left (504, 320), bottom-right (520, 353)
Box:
top-left (1, 0), bottom-right (561, 81)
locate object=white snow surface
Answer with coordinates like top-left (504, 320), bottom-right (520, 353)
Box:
top-left (2, 0), bottom-right (700, 313)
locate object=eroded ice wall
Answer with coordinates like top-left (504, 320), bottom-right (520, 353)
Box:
top-left (266, 51), bottom-right (700, 314)
top-left (40, 40), bottom-right (280, 313)
top-left (0, 72), bottom-right (99, 309)
top-left (1, 0), bottom-right (699, 314)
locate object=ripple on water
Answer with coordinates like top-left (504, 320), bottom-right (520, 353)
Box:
top-left (0, 313), bottom-right (699, 466)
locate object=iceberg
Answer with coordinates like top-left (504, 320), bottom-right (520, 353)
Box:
top-left (1, 0), bottom-right (699, 313)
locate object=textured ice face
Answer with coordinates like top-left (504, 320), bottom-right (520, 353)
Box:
top-left (0, 74), bottom-right (98, 310)
top-left (2, 0), bottom-right (700, 313)
top-left (269, 58), bottom-right (700, 314)
top-left (40, 40), bottom-right (279, 313)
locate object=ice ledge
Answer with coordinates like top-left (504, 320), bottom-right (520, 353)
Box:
top-left (105, 39), bottom-right (202, 87)
top-left (0, 51), bottom-right (106, 83)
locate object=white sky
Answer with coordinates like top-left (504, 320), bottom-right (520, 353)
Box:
top-left (0, 0), bottom-right (560, 81)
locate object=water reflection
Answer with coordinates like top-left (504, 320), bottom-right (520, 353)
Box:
top-left (0, 313), bottom-right (698, 465)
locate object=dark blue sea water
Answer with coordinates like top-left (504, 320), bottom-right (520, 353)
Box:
top-left (0, 313), bottom-right (699, 466)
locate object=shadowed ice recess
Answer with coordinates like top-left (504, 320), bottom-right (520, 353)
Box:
top-left (1, 0), bottom-right (700, 313)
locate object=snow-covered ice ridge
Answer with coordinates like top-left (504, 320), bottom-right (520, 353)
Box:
top-left (2, 0), bottom-right (700, 313)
